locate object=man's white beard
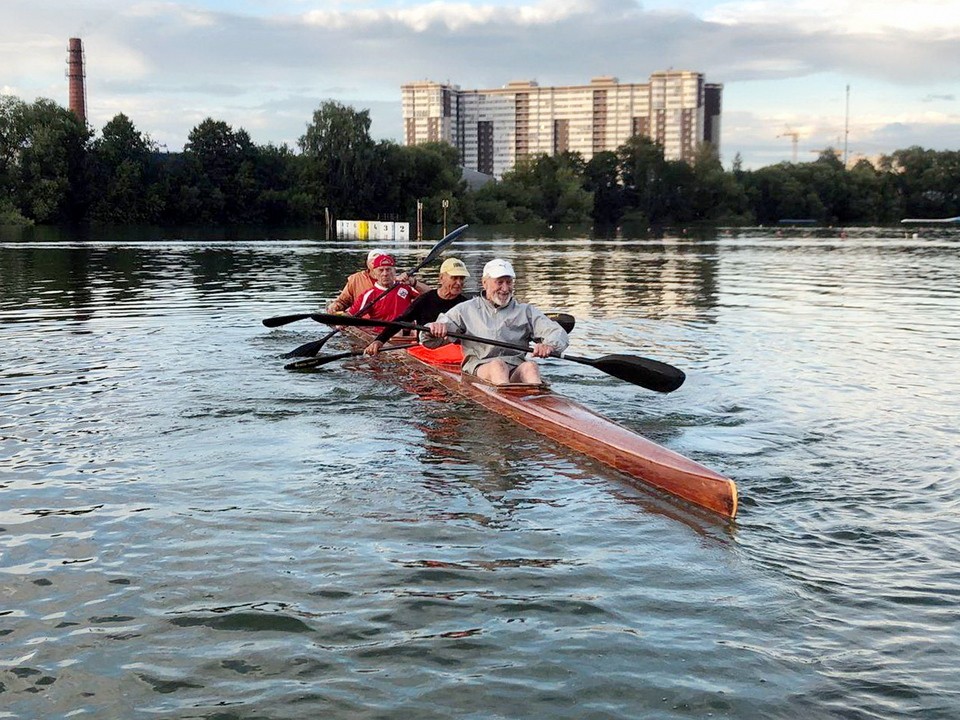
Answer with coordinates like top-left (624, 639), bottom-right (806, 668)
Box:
top-left (489, 291), bottom-right (511, 308)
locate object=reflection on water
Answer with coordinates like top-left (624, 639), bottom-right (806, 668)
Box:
top-left (1, 226), bottom-right (959, 718)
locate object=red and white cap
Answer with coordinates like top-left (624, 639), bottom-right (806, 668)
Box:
top-left (372, 254), bottom-right (396, 269)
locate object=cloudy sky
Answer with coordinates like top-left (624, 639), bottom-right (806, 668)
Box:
top-left (3, 0), bottom-right (958, 169)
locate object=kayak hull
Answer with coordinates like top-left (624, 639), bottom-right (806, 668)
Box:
top-left (407, 357), bottom-right (738, 518)
top-left (343, 328), bottom-right (738, 519)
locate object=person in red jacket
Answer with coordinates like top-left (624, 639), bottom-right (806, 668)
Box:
top-left (329, 248), bottom-right (428, 312)
top-left (347, 254), bottom-right (420, 333)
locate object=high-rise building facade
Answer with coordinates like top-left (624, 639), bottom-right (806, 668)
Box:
top-left (401, 71), bottom-right (722, 178)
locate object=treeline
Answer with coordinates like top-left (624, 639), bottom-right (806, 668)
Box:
top-left (1, 94), bottom-right (958, 228)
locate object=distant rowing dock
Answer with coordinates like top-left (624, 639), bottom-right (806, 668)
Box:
top-left (901, 216), bottom-right (960, 224)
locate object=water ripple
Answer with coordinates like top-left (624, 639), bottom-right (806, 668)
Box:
top-left (1, 231), bottom-right (959, 718)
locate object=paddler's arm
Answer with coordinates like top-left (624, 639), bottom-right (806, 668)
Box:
top-left (365, 293), bottom-right (425, 355)
top-left (367, 313), bottom-right (404, 350)
top-left (529, 307), bottom-right (570, 357)
top-left (423, 321), bottom-right (448, 337)
top-left (327, 289), bottom-right (351, 313)
top-left (328, 272), bottom-right (364, 313)
top-left (420, 320), bottom-right (451, 348)
top-left (421, 302), bottom-right (470, 348)
top-left (397, 272), bottom-right (430, 295)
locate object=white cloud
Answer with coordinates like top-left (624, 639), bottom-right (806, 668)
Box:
top-left (706, 0), bottom-right (960, 35)
top-left (122, 1), bottom-right (219, 26)
top-left (300, 0), bottom-right (624, 32)
top-left (2, 0), bottom-right (958, 168)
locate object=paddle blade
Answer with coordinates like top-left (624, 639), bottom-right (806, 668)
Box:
top-left (284, 350), bottom-right (357, 370)
top-left (263, 313), bottom-right (313, 328)
top-left (570, 353), bottom-right (686, 393)
top-left (281, 339), bottom-right (326, 359)
top-left (281, 329), bottom-right (337, 358)
top-left (309, 312), bottom-right (396, 330)
top-left (547, 312), bottom-right (575, 334)
top-left (417, 224), bottom-right (468, 268)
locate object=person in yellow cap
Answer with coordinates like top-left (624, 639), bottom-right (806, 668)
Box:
top-left (364, 257), bottom-right (471, 359)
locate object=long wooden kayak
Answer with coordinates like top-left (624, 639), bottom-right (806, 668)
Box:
top-left (340, 328), bottom-right (738, 519)
top-left (407, 350), bottom-right (737, 519)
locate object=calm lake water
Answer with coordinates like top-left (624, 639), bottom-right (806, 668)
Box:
top-left (1, 225), bottom-right (958, 719)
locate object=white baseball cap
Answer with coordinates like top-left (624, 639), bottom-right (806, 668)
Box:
top-left (367, 248), bottom-right (387, 263)
top-left (482, 258), bottom-right (515, 279)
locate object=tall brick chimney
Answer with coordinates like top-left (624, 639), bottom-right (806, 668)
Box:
top-left (67, 38), bottom-right (86, 124)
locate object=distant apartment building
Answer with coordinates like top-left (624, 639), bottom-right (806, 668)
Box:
top-left (401, 71), bottom-right (722, 178)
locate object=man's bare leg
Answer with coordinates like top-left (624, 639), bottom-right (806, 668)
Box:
top-left (510, 361), bottom-right (542, 384)
top-left (476, 359), bottom-right (512, 385)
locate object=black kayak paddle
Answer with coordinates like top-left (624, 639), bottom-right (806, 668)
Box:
top-left (283, 314), bottom-right (575, 369)
top-left (307, 312), bottom-right (685, 393)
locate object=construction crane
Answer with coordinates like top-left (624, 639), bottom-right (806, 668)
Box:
top-left (777, 129), bottom-right (800, 163)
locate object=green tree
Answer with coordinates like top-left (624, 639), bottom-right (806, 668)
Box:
top-left (888, 146), bottom-right (960, 218)
top-left (531, 152), bottom-right (591, 223)
top-left (845, 159), bottom-right (883, 222)
top-left (804, 149), bottom-right (849, 223)
top-left (477, 153), bottom-right (592, 225)
top-left (471, 158), bottom-right (538, 224)
top-left (299, 101), bottom-right (376, 221)
top-left (659, 158), bottom-right (696, 223)
top-left (89, 113), bottom-right (159, 222)
top-left (617, 136), bottom-right (668, 223)
top-left (180, 118), bottom-right (258, 223)
top-left (374, 141), bottom-right (466, 221)
top-left (252, 143), bottom-right (311, 224)
top-left (583, 151), bottom-right (623, 224)
top-left (0, 96), bottom-right (30, 223)
top-left (0, 96), bottom-right (91, 223)
top-left (688, 143), bottom-right (751, 224)
top-left (742, 164), bottom-right (808, 224)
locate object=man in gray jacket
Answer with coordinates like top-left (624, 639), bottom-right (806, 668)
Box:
top-left (422, 258), bottom-right (569, 385)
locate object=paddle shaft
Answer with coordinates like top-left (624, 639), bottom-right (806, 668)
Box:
top-left (286, 313), bottom-right (572, 368)
top-left (307, 312), bottom-right (685, 393)
top-left (281, 311), bottom-right (572, 360)
top-left (267, 307), bottom-right (571, 333)
top-left (284, 342), bottom-right (417, 370)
